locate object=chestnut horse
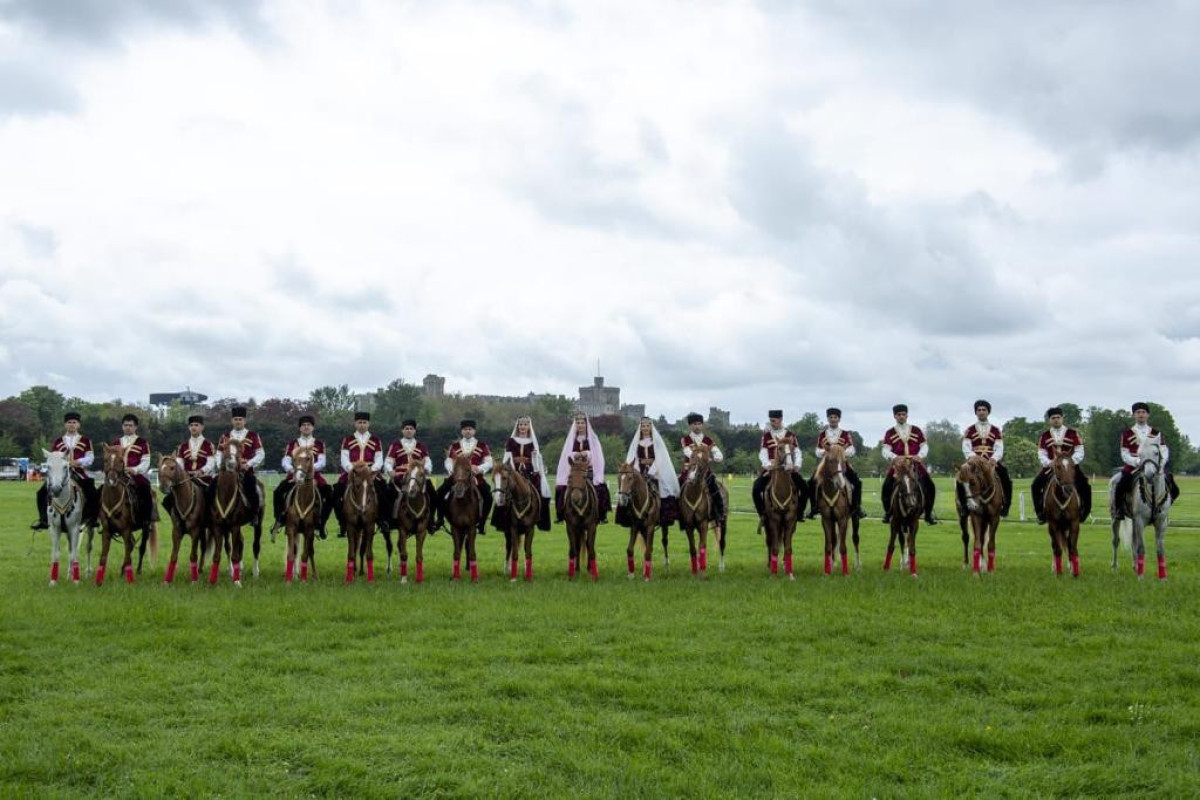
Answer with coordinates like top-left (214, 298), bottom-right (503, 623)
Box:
top-left (884, 457), bottom-right (923, 576)
top-left (562, 455), bottom-right (600, 580)
top-left (158, 455), bottom-right (207, 584)
top-left (283, 445), bottom-right (321, 582)
top-left (342, 461), bottom-right (379, 582)
top-left (95, 444), bottom-right (137, 585)
top-left (678, 444), bottom-right (728, 576)
top-left (42, 449), bottom-right (87, 585)
top-left (210, 439), bottom-right (251, 586)
top-left (1044, 455), bottom-right (1083, 577)
top-left (616, 462), bottom-right (658, 581)
top-left (444, 454), bottom-right (483, 581)
top-left (762, 443), bottom-right (799, 578)
top-left (493, 462), bottom-right (541, 582)
top-left (955, 456), bottom-right (1004, 575)
top-left (395, 462), bottom-right (434, 583)
top-left (813, 444), bottom-right (859, 576)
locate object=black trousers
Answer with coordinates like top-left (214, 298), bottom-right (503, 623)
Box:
top-left (1032, 467), bottom-right (1092, 520)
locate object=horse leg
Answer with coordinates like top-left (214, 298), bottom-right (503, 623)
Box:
top-left (467, 530), bottom-right (479, 582)
top-left (718, 519), bottom-right (727, 572)
top-left (822, 518), bottom-right (833, 576)
top-left (452, 531), bottom-right (463, 581)
top-left (383, 526), bottom-right (394, 576)
top-left (766, 524), bottom-right (779, 576)
top-left (230, 527), bottom-right (245, 586)
top-left (986, 519), bottom-right (997, 573)
top-left (398, 527), bottom-right (409, 584)
top-left (1048, 525), bottom-right (1063, 576)
top-left (96, 525), bottom-right (113, 586)
top-left (164, 520), bottom-right (182, 583)
top-left (1155, 518), bottom-right (1168, 580)
top-left (838, 519), bottom-right (849, 576)
top-left (49, 521), bottom-right (61, 585)
top-left (136, 520), bottom-right (149, 576)
top-left (251, 518), bottom-right (263, 579)
top-left (783, 523), bottom-right (795, 580)
top-left (851, 516), bottom-right (861, 571)
top-left (1110, 518), bottom-right (1121, 571)
top-left (284, 527), bottom-right (296, 582)
top-left (661, 523), bottom-right (670, 568)
top-left (525, 528), bottom-right (535, 582)
top-left (346, 528), bottom-right (358, 583)
top-left (415, 529), bottom-right (426, 584)
top-left (122, 521), bottom-right (136, 584)
top-left (566, 528), bottom-right (578, 580)
top-left (907, 526), bottom-right (918, 577)
top-left (884, 525), bottom-right (897, 571)
top-left (685, 524), bottom-right (699, 576)
top-left (626, 529), bottom-right (638, 578)
top-left (698, 521), bottom-right (710, 574)
top-left (365, 527), bottom-right (376, 583)
top-left (960, 513), bottom-right (970, 570)
top-left (1069, 522), bottom-right (1081, 578)
top-left (85, 524), bottom-right (95, 577)
top-left (587, 524), bottom-right (598, 581)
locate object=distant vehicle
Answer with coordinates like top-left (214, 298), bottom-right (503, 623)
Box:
top-left (0, 457), bottom-right (24, 481)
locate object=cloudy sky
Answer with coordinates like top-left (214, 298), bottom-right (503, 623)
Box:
top-left (2, 0), bottom-right (1198, 439)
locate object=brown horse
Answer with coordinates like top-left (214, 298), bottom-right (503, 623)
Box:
top-left (762, 443), bottom-right (799, 578)
top-left (617, 463), bottom-right (658, 581)
top-left (159, 455), bottom-right (207, 584)
top-left (813, 444), bottom-right (859, 576)
top-left (956, 456), bottom-right (1005, 575)
top-left (562, 455), bottom-right (600, 580)
top-left (209, 439), bottom-right (251, 586)
top-left (444, 454), bottom-right (483, 581)
top-left (95, 444), bottom-right (137, 585)
top-left (1044, 455), bottom-right (1082, 577)
top-left (884, 457), bottom-right (923, 576)
top-left (394, 462), bottom-right (434, 583)
top-left (342, 461), bottom-right (379, 582)
top-left (283, 445), bottom-right (321, 582)
top-left (678, 444), bottom-right (728, 576)
top-left (493, 462), bottom-right (541, 582)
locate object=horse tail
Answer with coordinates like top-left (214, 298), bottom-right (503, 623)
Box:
top-left (149, 521), bottom-right (160, 563)
top-left (1118, 518), bottom-right (1133, 552)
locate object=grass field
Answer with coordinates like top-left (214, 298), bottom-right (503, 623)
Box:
top-left (2, 476), bottom-right (1200, 797)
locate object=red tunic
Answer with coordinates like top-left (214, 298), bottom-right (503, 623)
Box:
top-left (386, 440), bottom-right (429, 476)
top-left (110, 436), bottom-right (151, 487)
top-left (50, 434), bottom-right (94, 480)
top-left (816, 429), bottom-right (854, 451)
top-left (448, 440), bottom-right (491, 487)
top-left (505, 438), bottom-right (539, 478)
top-left (217, 431), bottom-right (264, 466)
top-left (284, 438), bottom-right (328, 485)
top-left (963, 424), bottom-right (1003, 459)
top-left (680, 433), bottom-right (716, 451)
top-left (341, 434), bottom-right (384, 465)
top-left (1120, 427), bottom-right (1165, 474)
top-left (883, 426), bottom-right (927, 477)
top-left (175, 438), bottom-right (216, 476)
top-left (760, 430), bottom-right (800, 473)
top-left (1038, 429), bottom-right (1083, 461)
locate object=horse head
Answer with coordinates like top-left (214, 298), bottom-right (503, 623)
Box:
top-left (817, 444), bottom-right (846, 484)
top-left (220, 439), bottom-right (243, 473)
top-left (450, 454), bottom-right (474, 499)
top-left (349, 460), bottom-right (374, 488)
top-left (404, 462), bottom-right (427, 497)
top-left (158, 454), bottom-right (183, 486)
top-left (292, 446), bottom-right (314, 484)
top-left (567, 453), bottom-right (591, 488)
top-left (685, 443), bottom-right (711, 484)
top-left (771, 441), bottom-right (793, 470)
top-left (1139, 442), bottom-right (1163, 478)
top-left (1051, 455), bottom-right (1076, 486)
top-left (43, 449), bottom-right (72, 496)
top-left (892, 456), bottom-right (922, 515)
top-left (616, 461), bottom-right (638, 506)
top-left (102, 444), bottom-right (128, 485)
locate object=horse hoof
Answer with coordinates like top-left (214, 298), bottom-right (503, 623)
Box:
top-left (234, 580), bottom-right (242, 588)
top-left (718, 561), bottom-right (726, 572)
top-left (787, 574), bottom-right (795, 581)
top-left (49, 580), bottom-right (57, 587)
top-left (627, 572), bottom-right (636, 580)
top-left (400, 576), bottom-right (408, 585)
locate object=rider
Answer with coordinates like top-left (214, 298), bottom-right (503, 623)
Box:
top-left (880, 404), bottom-right (938, 525)
top-left (1114, 402), bottom-right (1180, 520)
top-left (752, 410), bottom-right (807, 523)
top-left (439, 419), bottom-right (494, 535)
top-left (618, 416), bottom-right (680, 529)
top-left (112, 413), bottom-right (155, 537)
top-left (554, 412), bottom-right (611, 524)
top-left (31, 410), bottom-right (98, 530)
top-left (1031, 406), bottom-right (1092, 524)
top-left (497, 415), bottom-right (552, 532)
top-left (679, 412), bottom-right (726, 521)
top-left (807, 407), bottom-right (866, 520)
top-left (273, 415), bottom-right (333, 538)
top-left (215, 406), bottom-right (265, 522)
top-left (385, 418), bottom-right (442, 531)
top-left (959, 400), bottom-right (1013, 517)
top-left (165, 414), bottom-right (216, 518)
top-left (329, 411), bottom-right (386, 537)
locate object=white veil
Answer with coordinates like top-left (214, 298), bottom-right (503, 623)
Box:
top-left (508, 416), bottom-right (551, 497)
top-left (624, 421), bottom-right (680, 498)
top-left (556, 414), bottom-right (605, 486)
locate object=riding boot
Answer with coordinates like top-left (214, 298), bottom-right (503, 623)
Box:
top-left (317, 484), bottom-right (333, 539)
top-left (478, 486), bottom-right (493, 536)
top-left (805, 477), bottom-right (819, 519)
top-left (880, 475), bottom-right (894, 524)
top-left (996, 464), bottom-right (1013, 517)
top-left (921, 474), bottom-right (938, 525)
top-left (849, 474), bottom-right (865, 519)
top-left (31, 484), bottom-right (49, 529)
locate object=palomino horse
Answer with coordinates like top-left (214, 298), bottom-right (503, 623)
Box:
top-left (562, 455), bottom-right (600, 580)
top-left (1109, 442), bottom-right (1171, 579)
top-left (96, 444), bottom-right (137, 585)
top-left (678, 444), bottom-right (729, 576)
top-left (1043, 455), bottom-right (1083, 577)
top-left (283, 445), bottom-right (321, 583)
top-left (158, 455), bottom-right (207, 584)
top-left (616, 462), bottom-right (659, 581)
top-left (493, 462), bottom-right (541, 582)
top-left (883, 457), bottom-right (923, 576)
top-left (444, 454), bottom-right (483, 581)
top-left (342, 461), bottom-right (379, 582)
top-left (209, 439), bottom-right (253, 586)
top-left (42, 450), bottom-right (88, 585)
top-left (955, 456), bottom-right (1004, 575)
top-left (762, 443), bottom-right (800, 578)
top-left (812, 444), bottom-right (860, 576)
top-left (394, 462), bottom-right (434, 583)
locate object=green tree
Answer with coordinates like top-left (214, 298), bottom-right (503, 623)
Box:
top-left (999, 416), bottom-right (1042, 445)
top-left (18, 385), bottom-right (65, 438)
top-left (791, 412), bottom-right (822, 446)
top-left (373, 378), bottom-right (424, 428)
top-left (1004, 437), bottom-right (1040, 478)
top-left (923, 419), bottom-right (962, 474)
top-left (309, 385), bottom-right (356, 419)
top-left (1082, 406), bottom-right (1130, 475)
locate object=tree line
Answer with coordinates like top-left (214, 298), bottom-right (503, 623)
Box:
top-left (1, 383), bottom-right (1192, 479)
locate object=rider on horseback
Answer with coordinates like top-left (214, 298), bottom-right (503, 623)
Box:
top-left (273, 415), bottom-right (334, 538)
top-left (1114, 402), bottom-right (1181, 521)
top-left (31, 411), bottom-right (99, 530)
top-left (618, 416), bottom-right (680, 528)
top-left (216, 405), bottom-right (264, 519)
top-left (329, 411), bottom-right (386, 537)
top-left (497, 416), bottom-right (551, 532)
top-left (752, 410), bottom-right (807, 523)
top-left (385, 418), bottom-right (442, 530)
top-left (438, 419), bottom-right (493, 535)
top-left (880, 404), bottom-right (938, 525)
top-left (165, 414), bottom-right (215, 519)
top-left (112, 413), bottom-right (155, 537)
top-left (959, 400), bottom-right (1013, 517)
top-left (1031, 407), bottom-right (1092, 524)
top-left (680, 412), bottom-right (726, 521)
top-left (807, 407), bottom-right (866, 521)
top-left (554, 413), bottom-right (611, 524)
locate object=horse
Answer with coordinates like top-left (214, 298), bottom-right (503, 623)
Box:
top-left (812, 443), bottom-right (859, 576)
top-left (394, 462), bottom-right (434, 583)
top-left (41, 450), bottom-right (88, 585)
top-left (678, 443), bottom-right (729, 576)
top-left (883, 457), bottom-right (923, 576)
top-left (955, 456), bottom-right (1005, 575)
top-left (283, 445), bottom-right (321, 583)
top-left (444, 453), bottom-right (483, 581)
top-left (562, 455), bottom-right (600, 580)
top-left (616, 462), bottom-right (659, 581)
top-left (1043, 455), bottom-right (1082, 577)
top-left (95, 444), bottom-right (137, 585)
top-left (158, 454), bottom-right (208, 584)
top-left (1109, 442), bottom-right (1171, 579)
top-left (493, 462), bottom-right (541, 582)
top-left (342, 461), bottom-right (379, 582)
top-left (209, 439), bottom-right (252, 586)
top-left (761, 443), bottom-right (799, 578)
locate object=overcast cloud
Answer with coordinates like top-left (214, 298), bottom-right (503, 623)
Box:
top-left (2, 0), bottom-right (1198, 441)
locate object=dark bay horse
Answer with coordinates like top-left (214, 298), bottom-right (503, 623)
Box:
top-left (444, 454), bottom-right (482, 581)
top-left (678, 444), bottom-right (728, 576)
top-left (159, 455), bottom-right (207, 584)
top-left (96, 444), bottom-right (137, 585)
top-left (210, 440), bottom-right (251, 586)
top-left (884, 457), bottom-right (923, 576)
top-left (813, 444), bottom-right (859, 576)
top-left (1044, 455), bottom-right (1082, 577)
top-left (395, 462), bottom-right (434, 583)
top-left (762, 444), bottom-right (799, 578)
top-left (284, 446), bottom-right (321, 582)
top-left (562, 455), bottom-right (599, 580)
top-left (342, 461), bottom-right (379, 582)
top-left (493, 462), bottom-right (541, 582)
top-left (956, 456), bottom-right (1004, 575)
top-left (617, 462), bottom-right (658, 581)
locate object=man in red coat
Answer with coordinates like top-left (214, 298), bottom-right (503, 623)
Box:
top-left (215, 405), bottom-right (265, 518)
top-left (880, 404), bottom-right (938, 525)
top-left (385, 418), bottom-right (442, 530)
top-left (112, 413), bottom-right (155, 534)
top-left (807, 407), bottom-right (866, 520)
top-left (751, 410), bottom-right (809, 523)
top-left (959, 400), bottom-right (1013, 517)
top-left (328, 411), bottom-right (386, 537)
top-left (1030, 406), bottom-right (1092, 524)
top-left (164, 414), bottom-right (216, 519)
top-left (1113, 402), bottom-right (1180, 520)
top-left (31, 410), bottom-right (98, 530)
top-left (679, 412), bottom-right (726, 520)
top-left (273, 415), bottom-right (334, 538)
top-left (438, 419), bottom-right (493, 535)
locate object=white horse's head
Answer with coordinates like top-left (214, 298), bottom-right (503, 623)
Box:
top-left (43, 449), bottom-right (69, 492)
top-left (1140, 442), bottom-right (1163, 477)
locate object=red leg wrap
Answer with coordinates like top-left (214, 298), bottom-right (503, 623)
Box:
top-left (165, 561), bottom-right (177, 583)
top-left (50, 562), bottom-right (59, 582)
top-left (95, 565), bottom-right (106, 585)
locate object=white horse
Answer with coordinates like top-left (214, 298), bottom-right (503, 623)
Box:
top-left (42, 449), bottom-right (89, 585)
top-left (1109, 442), bottom-right (1172, 579)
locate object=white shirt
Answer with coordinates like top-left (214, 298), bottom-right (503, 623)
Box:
top-left (882, 425), bottom-right (928, 461)
top-left (444, 437), bottom-right (493, 474)
top-left (759, 428), bottom-right (801, 469)
top-left (682, 431), bottom-right (724, 462)
top-left (816, 427), bottom-right (857, 459)
top-left (60, 433), bottom-right (94, 468)
top-left (961, 421), bottom-right (1005, 462)
top-left (1039, 425), bottom-right (1085, 467)
top-left (282, 435), bottom-right (327, 474)
top-left (1122, 423), bottom-right (1169, 467)
top-left (341, 431), bottom-right (383, 473)
top-left (221, 428), bottom-right (265, 468)
top-left (384, 438), bottom-right (434, 474)
top-left (175, 436), bottom-right (215, 476)
top-left (120, 434), bottom-right (150, 475)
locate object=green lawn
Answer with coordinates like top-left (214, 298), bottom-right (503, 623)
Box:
top-left (2, 478), bottom-right (1199, 797)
